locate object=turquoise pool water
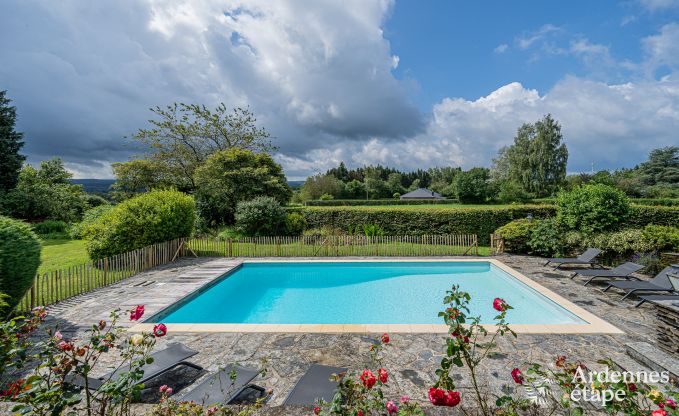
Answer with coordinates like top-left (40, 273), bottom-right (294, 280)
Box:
top-left (150, 261), bottom-right (585, 325)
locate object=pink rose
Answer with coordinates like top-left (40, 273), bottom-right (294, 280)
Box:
top-left (54, 331), bottom-right (62, 340)
top-left (153, 323), bottom-right (167, 337)
top-left (493, 298), bottom-right (509, 312)
top-left (511, 368), bottom-right (524, 385)
top-left (386, 401), bottom-right (398, 415)
top-left (57, 341), bottom-right (73, 351)
top-left (652, 409), bottom-right (667, 416)
top-left (130, 305), bottom-right (145, 321)
top-left (159, 385), bottom-right (169, 393)
top-left (360, 369), bottom-right (376, 389)
top-left (400, 395), bottom-right (410, 403)
top-left (666, 399), bottom-right (676, 410)
top-left (378, 368), bottom-right (388, 384)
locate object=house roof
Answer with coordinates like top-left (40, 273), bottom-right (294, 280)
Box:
top-left (400, 188), bottom-right (443, 199)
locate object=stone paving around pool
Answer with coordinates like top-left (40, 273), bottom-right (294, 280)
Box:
top-left (42, 255), bottom-right (669, 414)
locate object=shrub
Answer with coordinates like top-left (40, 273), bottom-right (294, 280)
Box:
top-left (235, 197), bottom-right (287, 236)
top-left (301, 205), bottom-right (555, 245)
top-left (304, 199), bottom-right (460, 206)
top-left (564, 229), bottom-right (656, 257)
top-left (319, 193), bottom-right (334, 200)
top-left (31, 220), bottom-right (69, 236)
top-left (497, 181), bottom-right (531, 204)
top-left (528, 218), bottom-right (563, 256)
top-left (627, 205), bottom-right (679, 227)
top-left (494, 219), bottom-right (537, 253)
top-left (362, 224), bottom-right (385, 237)
top-left (0, 216), bottom-right (41, 314)
top-left (69, 205), bottom-right (114, 239)
top-left (84, 190), bottom-right (195, 259)
top-left (84, 194), bottom-right (109, 208)
top-left (284, 212), bottom-right (307, 236)
top-left (642, 224), bottom-right (679, 251)
top-left (393, 192), bottom-right (400, 199)
top-left (455, 168), bottom-right (490, 203)
top-left (556, 183), bottom-right (630, 233)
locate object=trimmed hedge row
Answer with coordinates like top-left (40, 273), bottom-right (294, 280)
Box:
top-left (304, 199), bottom-right (460, 206)
top-left (299, 205), bottom-right (679, 245)
top-left (532, 198), bottom-right (679, 207)
top-left (301, 205), bottom-right (556, 245)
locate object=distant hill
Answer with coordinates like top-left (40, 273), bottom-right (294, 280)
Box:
top-left (71, 179), bottom-right (304, 193)
top-left (70, 179), bottom-right (116, 193)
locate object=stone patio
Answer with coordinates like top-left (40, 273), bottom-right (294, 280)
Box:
top-left (36, 255), bottom-right (674, 414)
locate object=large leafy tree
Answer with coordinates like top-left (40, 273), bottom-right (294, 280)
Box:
top-left (129, 103), bottom-right (275, 192)
top-left (0, 91), bottom-right (26, 192)
top-left (504, 114), bottom-right (568, 197)
top-left (637, 146), bottom-right (679, 186)
top-left (109, 159), bottom-right (177, 200)
top-left (455, 167), bottom-right (491, 203)
top-left (194, 148), bottom-right (291, 225)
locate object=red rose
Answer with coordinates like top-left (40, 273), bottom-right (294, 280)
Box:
top-left (357, 411), bottom-right (363, 416)
top-left (130, 305), bottom-right (145, 321)
top-left (429, 387), bottom-right (447, 406)
top-left (445, 390), bottom-right (461, 407)
top-left (153, 323), bottom-right (167, 337)
top-left (313, 406), bottom-right (321, 415)
top-left (57, 341), bottom-right (73, 351)
top-left (378, 368), bottom-right (388, 384)
top-left (627, 383), bottom-right (637, 392)
top-left (493, 298), bottom-right (509, 312)
top-left (652, 409), bottom-right (667, 416)
top-left (360, 369), bottom-right (376, 389)
top-left (555, 355), bottom-right (566, 368)
top-left (381, 333), bottom-right (390, 344)
top-left (511, 368), bottom-right (524, 385)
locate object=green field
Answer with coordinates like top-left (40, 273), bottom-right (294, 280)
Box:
top-left (38, 238), bottom-right (90, 275)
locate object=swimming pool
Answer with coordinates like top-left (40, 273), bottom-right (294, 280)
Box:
top-left (147, 260), bottom-right (591, 326)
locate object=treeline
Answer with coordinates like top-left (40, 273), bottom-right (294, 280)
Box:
top-left (298, 115), bottom-right (679, 203)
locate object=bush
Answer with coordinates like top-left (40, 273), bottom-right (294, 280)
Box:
top-left (69, 205), bottom-right (115, 239)
top-left (497, 181), bottom-right (531, 204)
top-left (84, 194), bottom-right (109, 208)
top-left (284, 212), bottom-right (307, 236)
top-left (642, 224), bottom-right (679, 251)
top-left (564, 229), bottom-right (656, 257)
top-left (556, 184), bottom-right (630, 233)
top-left (494, 219), bottom-right (537, 253)
top-left (0, 216), bottom-right (41, 314)
top-left (627, 205), bottom-right (679, 227)
top-left (300, 205), bottom-right (554, 245)
top-left (455, 168), bottom-right (490, 203)
top-left (528, 218), bottom-right (563, 256)
top-left (31, 220), bottom-right (69, 236)
top-left (235, 197), bottom-right (287, 236)
top-left (84, 190), bottom-right (195, 259)
top-left (304, 199), bottom-right (460, 206)
top-left (319, 193), bottom-right (334, 201)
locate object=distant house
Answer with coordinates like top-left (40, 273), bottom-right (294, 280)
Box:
top-left (400, 188), bottom-right (444, 200)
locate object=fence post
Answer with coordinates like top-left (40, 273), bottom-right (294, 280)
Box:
top-left (228, 239), bottom-right (233, 257)
top-left (103, 258), bottom-right (108, 285)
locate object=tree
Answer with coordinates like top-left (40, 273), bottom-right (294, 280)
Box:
top-left (386, 173), bottom-right (405, 196)
top-left (110, 159), bottom-right (176, 200)
top-left (300, 174), bottom-right (345, 200)
top-left (1, 158), bottom-right (87, 222)
top-left (194, 148), bottom-right (291, 225)
top-left (0, 91), bottom-right (26, 192)
top-left (637, 146), bottom-right (679, 186)
top-left (455, 168), bottom-right (490, 203)
top-left (131, 103), bottom-right (274, 191)
top-left (506, 115), bottom-right (568, 197)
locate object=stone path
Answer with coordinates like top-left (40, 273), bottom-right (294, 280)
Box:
top-left (38, 254), bottom-right (670, 414)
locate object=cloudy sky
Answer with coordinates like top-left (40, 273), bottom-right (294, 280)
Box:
top-left (1, 0), bottom-right (679, 179)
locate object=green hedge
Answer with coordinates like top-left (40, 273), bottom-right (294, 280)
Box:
top-left (301, 205), bottom-right (556, 245)
top-left (304, 199), bottom-right (460, 206)
top-left (533, 198), bottom-right (679, 207)
top-left (299, 205), bottom-right (679, 245)
top-left (84, 190), bottom-right (195, 259)
top-left (628, 205), bottom-right (679, 227)
top-left (0, 216), bottom-right (41, 314)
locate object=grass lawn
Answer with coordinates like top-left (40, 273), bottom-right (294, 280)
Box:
top-left (38, 238), bottom-right (90, 275)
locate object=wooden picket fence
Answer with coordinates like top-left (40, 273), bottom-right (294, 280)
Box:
top-left (490, 233), bottom-right (505, 254)
top-left (17, 234), bottom-right (478, 312)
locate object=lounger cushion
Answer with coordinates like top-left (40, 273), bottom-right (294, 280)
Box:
top-left (181, 365), bottom-right (260, 405)
top-left (284, 364), bottom-right (347, 405)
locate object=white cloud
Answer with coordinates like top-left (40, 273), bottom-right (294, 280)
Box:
top-left (641, 23), bottom-right (679, 75)
top-left (494, 43), bottom-right (509, 54)
top-left (639, 0), bottom-right (679, 11)
top-left (516, 24), bottom-right (561, 49)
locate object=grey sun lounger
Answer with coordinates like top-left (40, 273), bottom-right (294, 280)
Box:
top-left (283, 364), bottom-right (347, 405)
top-left (68, 343), bottom-right (202, 390)
top-left (545, 248), bottom-right (601, 269)
top-left (635, 294), bottom-right (679, 307)
top-left (604, 266), bottom-right (679, 301)
top-left (180, 364), bottom-right (265, 405)
top-left (572, 262), bottom-right (644, 286)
